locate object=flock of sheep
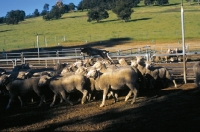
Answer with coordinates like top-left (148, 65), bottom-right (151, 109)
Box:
top-left (152, 48), bottom-right (185, 63)
top-left (0, 47), bottom-right (200, 110)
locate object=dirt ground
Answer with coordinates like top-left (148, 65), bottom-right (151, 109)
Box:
top-left (1, 41), bottom-right (200, 131)
top-left (0, 82), bottom-right (200, 131)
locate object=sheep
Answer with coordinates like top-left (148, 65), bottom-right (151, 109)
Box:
top-left (86, 67), bottom-right (138, 107)
top-left (193, 62), bottom-right (200, 90)
top-left (165, 48), bottom-right (178, 63)
top-left (118, 58), bottom-right (129, 66)
top-left (38, 74), bottom-right (88, 107)
top-left (74, 66), bottom-right (96, 101)
top-left (145, 61), bottom-right (177, 89)
top-left (131, 56), bottom-right (147, 89)
top-left (0, 74), bottom-right (48, 109)
top-left (83, 57), bottom-right (95, 67)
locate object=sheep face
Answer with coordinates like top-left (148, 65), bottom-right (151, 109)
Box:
top-left (61, 67), bottom-right (73, 75)
top-left (118, 58), bottom-right (128, 66)
top-left (92, 61), bottom-right (105, 71)
top-left (131, 60), bottom-right (138, 67)
top-left (16, 72), bottom-right (29, 79)
top-left (145, 61), bottom-right (154, 69)
top-left (0, 74), bottom-right (10, 85)
top-left (73, 60), bottom-right (83, 68)
top-left (136, 56), bottom-right (145, 64)
top-left (75, 67), bottom-right (87, 75)
top-left (87, 68), bottom-right (97, 79)
top-left (38, 75), bottom-right (51, 87)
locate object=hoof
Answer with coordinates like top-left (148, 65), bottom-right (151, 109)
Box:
top-left (131, 101), bottom-right (135, 104)
top-left (100, 104), bottom-right (104, 107)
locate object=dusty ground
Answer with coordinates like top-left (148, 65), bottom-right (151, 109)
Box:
top-left (1, 41), bottom-right (200, 131)
top-left (0, 82), bottom-right (200, 131)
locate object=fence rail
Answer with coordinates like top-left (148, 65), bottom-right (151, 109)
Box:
top-left (0, 47), bottom-right (200, 82)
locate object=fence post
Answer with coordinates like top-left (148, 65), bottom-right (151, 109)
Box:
top-left (15, 59), bottom-right (17, 66)
top-left (75, 48), bottom-right (77, 56)
top-left (21, 52), bottom-right (24, 64)
top-left (117, 50), bottom-right (120, 55)
top-left (56, 50), bottom-right (60, 64)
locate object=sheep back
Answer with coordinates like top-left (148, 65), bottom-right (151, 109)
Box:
top-left (97, 67), bottom-right (138, 90)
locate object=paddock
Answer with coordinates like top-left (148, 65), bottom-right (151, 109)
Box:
top-left (1, 45), bottom-right (200, 131)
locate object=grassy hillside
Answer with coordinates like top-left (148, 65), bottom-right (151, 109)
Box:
top-left (0, 0), bottom-right (200, 51)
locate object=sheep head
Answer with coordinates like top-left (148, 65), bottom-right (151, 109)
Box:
top-left (75, 67), bottom-right (87, 76)
top-left (0, 74), bottom-right (10, 85)
top-left (131, 60), bottom-right (138, 67)
top-left (92, 61), bottom-right (105, 71)
top-left (145, 61), bottom-right (154, 69)
top-left (86, 68), bottom-right (98, 79)
top-left (118, 58), bottom-right (128, 66)
top-left (136, 56), bottom-right (145, 65)
top-left (38, 75), bottom-right (51, 87)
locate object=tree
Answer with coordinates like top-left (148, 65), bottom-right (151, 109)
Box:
top-left (33, 9), bottom-right (40, 17)
top-left (112, 0), bottom-right (134, 22)
top-left (87, 7), bottom-right (109, 22)
top-left (0, 17), bottom-right (5, 24)
top-left (43, 3), bottom-right (49, 11)
top-left (69, 3), bottom-right (75, 11)
top-left (43, 1), bottom-right (65, 21)
top-left (5, 10), bottom-right (25, 25)
top-left (41, 3), bottom-right (50, 16)
top-left (63, 4), bottom-right (70, 13)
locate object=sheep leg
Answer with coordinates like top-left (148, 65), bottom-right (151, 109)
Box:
top-left (50, 94), bottom-right (57, 107)
top-left (172, 80), bottom-right (177, 88)
top-left (150, 79), bottom-right (155, 89)
top-left (81, 90), bottom-right (88, 104)
top-left (100, 89), bottom-right (109, 107)
top-left (38, 95), bottom-right (45, 107)
top-left (60, 91), bottom-right (73, 106)
top-left (6, 95), bottom-right (15, 109)
top-left (125, 90), bottom-right (132, 102)
top-left (131, 88), bottom-right (138, 104)
top-left (18, 96), bottom-right (24, 107)
top-left (114, 92), bottom-right (118, 102)
top-left (126, 83), bottom-right (138, 104)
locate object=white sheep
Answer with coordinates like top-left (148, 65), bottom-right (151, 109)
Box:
top-left (87, 66), bottom-right (138, 107)
top-left (38, 74), bottom-right (88, 107)
top-left (131, 56), bottom-right (147, 89)
top-left (0, 74), bottom-right (47, 109)
top-left (145, 61), bottom-right (177, 89)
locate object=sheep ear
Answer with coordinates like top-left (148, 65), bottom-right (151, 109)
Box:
top-left (1, 72), bottom-right (5, 75)
top-left (6, 74), bottom-right (11, 77)
top-left (25, 72), bottom-right (29, 75)
top-left (47, 71), bottom-right (52, 75)
top-left (33, 73), bottom-right (40, 76)
top-left (47, 76), bottom-right (51, 79)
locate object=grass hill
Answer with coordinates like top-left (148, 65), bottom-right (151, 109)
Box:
top-left (0, 0), bottom-right (200, 51)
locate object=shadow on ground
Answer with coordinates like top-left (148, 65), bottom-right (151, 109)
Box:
top-left (8, 37), bottom-right (133, 53)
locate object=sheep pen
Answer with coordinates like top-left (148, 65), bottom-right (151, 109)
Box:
top-left (1, 44), bottom-right (200, 131)
top-left (0, 63), bottom-right (200, 131)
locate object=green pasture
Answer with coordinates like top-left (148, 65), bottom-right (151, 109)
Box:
top-left (0, 0), bottom-right (200, 51)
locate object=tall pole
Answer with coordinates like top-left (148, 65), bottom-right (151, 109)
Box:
top-left (181, 2), bottom-right (187, 84)
top-left (37, 34), bottom-right (39, 57)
